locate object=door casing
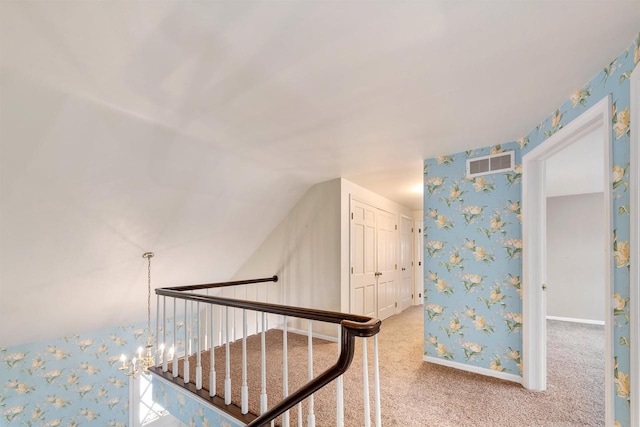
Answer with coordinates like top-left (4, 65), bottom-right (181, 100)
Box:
top-left (522, 95), bottom-right (613, 424)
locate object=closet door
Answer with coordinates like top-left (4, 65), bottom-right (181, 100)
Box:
top-left (376, 210), bottom-right (397, 320)
top-left (350, 200), bottom-right (377, 317)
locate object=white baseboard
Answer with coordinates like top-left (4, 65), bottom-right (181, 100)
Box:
top-left (283, 327), bottom-right (338, 343)
top-left (546, 315), bottom-right (605, 325)
top-left (423, 356), bottom-right (523, 384)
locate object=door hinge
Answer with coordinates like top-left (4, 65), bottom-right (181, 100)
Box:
top-left (411, 261), bottom-right (414, 267)
top-left (351, 212), bottom-right (353, 220)
top-left (395, 224), bottom-right (398, 230)
top-left (395, 302), bottom-right (397, 308)
top-left (395, 263), bottom-right (397, 270)
top-left (419, 293), bottom-right (422, 298)
top-left (419, 228), bottom-right (422, 233)
top-left (351, 267), bottom-right (354, 274)
top-left (412, 294), bottom-right (414, 299)
top-left (411, 227), bottom-right (414, 232)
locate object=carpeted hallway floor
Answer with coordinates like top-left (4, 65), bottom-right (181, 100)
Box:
top-left (180, 305), bottom-right (605, 426)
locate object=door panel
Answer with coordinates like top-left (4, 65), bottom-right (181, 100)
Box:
top-left (377, 210), bottom-right (396, 320)
top-left (351, 201), bottom-right (377, 317)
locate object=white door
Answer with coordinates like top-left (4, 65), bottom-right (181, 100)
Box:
top-left (376, 210), bottom-right (396, 320)
top-left (400, 216), bottom-right (414, 311)
top-left (351, 200), bottom-right (377, 317)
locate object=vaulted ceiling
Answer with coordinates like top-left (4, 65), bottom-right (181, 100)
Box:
top-left (1, 1), bottom-right (638, 347)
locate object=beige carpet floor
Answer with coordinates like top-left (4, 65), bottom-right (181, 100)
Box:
top-left (176, 305), bottom-right (605, 426)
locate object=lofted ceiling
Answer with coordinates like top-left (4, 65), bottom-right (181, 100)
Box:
top-left (1, 1), bottom-right (638, 347)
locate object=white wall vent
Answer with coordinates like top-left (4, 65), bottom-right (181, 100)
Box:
top-left (466, 151), bottom-right (514, 178)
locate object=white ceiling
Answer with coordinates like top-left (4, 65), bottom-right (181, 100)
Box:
top-left (1, 1), bottom-right (638, 347)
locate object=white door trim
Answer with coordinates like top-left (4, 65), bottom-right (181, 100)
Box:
top-left (629, 65), bottom-right (639, 427)
top-left (400, 214), bottom-right (414, 311)
top-left (522, 95), bottom-right (613, 425)
top-left (414, 219), bottom-right (424, 305)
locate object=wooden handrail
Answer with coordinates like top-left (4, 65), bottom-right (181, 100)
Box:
top-left (160, 275), bottom-right (278, 291)
top-left (153, 277), bottom-right (382, 425)
top-left (247, 319), bottom-right (381, 426)
top-left (155, 289), bottom-right (378, 332)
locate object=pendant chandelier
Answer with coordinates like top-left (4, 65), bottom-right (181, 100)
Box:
top-left (119, 252), bottom-right (155, 377)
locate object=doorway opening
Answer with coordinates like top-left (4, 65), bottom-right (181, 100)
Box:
top-left (522, 95), bottom-right (613, 424)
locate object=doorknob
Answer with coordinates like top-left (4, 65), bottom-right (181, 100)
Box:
top-left (402, 267), bottom-right (406, 271)
top-left (375, 272), bottom-right (382, 277)
top-left (542, 284), bottom-right (547, 291)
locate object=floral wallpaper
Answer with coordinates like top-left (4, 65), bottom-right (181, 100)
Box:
top-left (1, 325), bottom-right (140, 426)
top-left (423, 142), bottom-right (523, 375)
top-left (1, 314), bottom-right (187, 426)
top-left (424, 33), bottom-right (638, 426)
top-left (153, 381), bottom-right (243, 427)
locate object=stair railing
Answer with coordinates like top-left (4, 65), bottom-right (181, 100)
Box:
top-left (150, 276), bottom-right (383, 427)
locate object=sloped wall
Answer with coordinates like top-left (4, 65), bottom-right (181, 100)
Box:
top-left (424, 33), bottom-right (638, 426)
top-left (232, 178), bottom-right (342, 336)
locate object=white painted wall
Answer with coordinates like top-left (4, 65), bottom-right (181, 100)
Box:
top-left (546, 193), bottom-right (605, 322)
top-left (233, 178), bottom-right (342, 335)
top-left (234, 177), bottom-right (415, 333)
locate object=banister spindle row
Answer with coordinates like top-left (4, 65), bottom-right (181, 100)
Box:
top-left (151, 275), bottom-right (382, 427)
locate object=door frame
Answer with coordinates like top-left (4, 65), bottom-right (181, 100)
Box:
top-left (630, 65), bottom-right (639, 427)
top-left (414, 219), bottom-right (424, 305)
top-left (522, 96), bottom-right (613, 423)
top-left (399, 214), bottom-right (414, 311)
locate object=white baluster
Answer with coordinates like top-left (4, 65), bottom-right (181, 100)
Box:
top-left (307, 320), bottom-right (316, 426)
top-left (373, 335), bottom-right (381, 427)
top-left (205, 289), bottom-right (209, 351)
top-left (362, 338), bottom-right (371, 427)
top-left (162, 297), bottom-right (168, 372)
top-left (260, 312), bottom-right (268, 414)
top-left (155, 295), bottom-right (160, 366)
top-left (225, 306), bottom-right (231, 405)
top-left (196, 302), bottom-right (202, 390)
top-left (184, 300), bottom-right (189, 384)
top-left (297, 403), bottom-right (302, 427)
top-left (282, 315), bottom-right (289, 427)
top-left (189, 299), bottom-right (193, 355)
top-left (209, 303), bottom-right (216, 397)
top-left (172, 298), bottom-right (178, 378)
top-left (336, 326), bottom-right (344, 427)
top-left (241, 309), bottom-right (248, 414)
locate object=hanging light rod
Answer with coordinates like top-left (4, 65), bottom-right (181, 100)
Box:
top-left (119, 251), bottom-right (156, 378)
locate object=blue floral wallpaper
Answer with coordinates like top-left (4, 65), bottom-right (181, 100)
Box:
top-left (1, 315), bottom-right (187, 426)
top-left (1, 325), bottom-right (140, 426)
top-left (153, 380), bottom-right (243, 427)
top-left (424, 33), bottom-right (638, 426)
top-left (423, 142), bottom-right (523, 375)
